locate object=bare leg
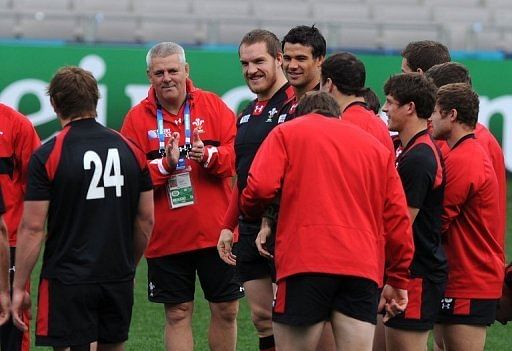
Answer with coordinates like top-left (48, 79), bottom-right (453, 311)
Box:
top-left (331, 311), bottom-right (375, 351)
top-left (385, 327), bottom-right (429, 351)
top-left (433, 324), bottom-right (445, 351)
top-left (164, 302), bottom-right (194, 351)
top-left (438, 324), bottom-right (487, 351)
top-left (208, 300), bottom-right (239, 351)
top-left (273, 321), bottom-right (325, 351)
top-left (243, 277), bottom-right (274, 338)
top-left (316, 322), bottom-right (336, 351)
top-left (372, 315), bottom-right (386, 351)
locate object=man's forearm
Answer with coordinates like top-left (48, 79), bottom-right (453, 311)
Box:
top-left (12, 226), bottom-right (45, 291)
top-left (0, 218), bottom-right (9, 294)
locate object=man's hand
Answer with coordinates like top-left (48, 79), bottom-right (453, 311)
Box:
top-left (217, 229), bottom-right (236, 265)
top-left (255, 218), bottom-right (273, 259)
top-left (11, 288), bottom-right (31, 332)
top-left (379, 284), bottom-right (408, 322)
top-left (0, 290), bottom-right (10, 326)
top-left (189, 129), bottom-right (205, 163)
top-left (165, 132), bottom-right (180, 169)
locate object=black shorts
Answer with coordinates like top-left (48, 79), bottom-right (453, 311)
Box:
top-left (36, 278), bottom-right (133, 347)
top-left (385, 277), bottom-right (446, 331)
top-left (272, 274), bottom-right (379, 326)
top-left (147, 247), bottom-right (244, 304)
top-left (235, 218), bottom-right (275, 283)
top-left (436, 297), bottom-right (498, 326)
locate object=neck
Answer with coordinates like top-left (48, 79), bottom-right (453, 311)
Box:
top-left (447, 123), bottom-right (474, 148)
top-left (158, 91), bottom-right (187, 115)
top-left (257, 72), bottom-right (288, 101)
top-left (399, 118), bottom-right (427, 148)
top-left (293, 79), bottom-right (320, 100)
top-left (337, 95), bottom-right (365, 115)
top-left (60, 115), bottom-right (95, 127)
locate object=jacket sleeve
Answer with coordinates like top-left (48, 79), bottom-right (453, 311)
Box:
top-left (120, 110), bottom-right (171, 188)
top-left (14, 116), bottom-right (41, 188)
top-left (199, 97), bottom-right (236, 178)
top-left (222, 185), bottom-right (239, 231)
top-left (240, 128), bottom-right (286, 218)
top-left (383, 153), bottom-right (414, 290)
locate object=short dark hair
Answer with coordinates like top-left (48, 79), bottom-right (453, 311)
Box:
top-left (425, 62), bottom-right (471, 88)
top-left (47, 66), bottom-right (99, 120)
top-left (295, 91), bottom-right (340, 118)
top-left (436, 83), bottom-right (479, 128)
top-left (383, 73), bottom-right (437, 119)
top-left (362, 88), bottom-right (381, 114)
top-left (321, 52), bottom-right (366, 96)
top-left (239, 29), bottom-right (281, 59)
top-left (401, 40), bottom-right (451, 72)
top-left (282, 25), bottom-right (326, 59)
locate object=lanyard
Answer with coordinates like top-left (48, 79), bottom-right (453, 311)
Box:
top-left (156, 98), bottom-right (191, 157)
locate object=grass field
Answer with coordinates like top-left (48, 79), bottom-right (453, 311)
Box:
top-left (30, 179), bottom-right (512, 350)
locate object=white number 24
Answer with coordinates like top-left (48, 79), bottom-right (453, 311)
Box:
top-left (83, 148), bottom-right (125, 200)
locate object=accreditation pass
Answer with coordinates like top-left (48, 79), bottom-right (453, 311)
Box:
top-left (167, 172), bottom-right (195, 208)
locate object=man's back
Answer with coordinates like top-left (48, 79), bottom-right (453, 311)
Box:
top-left (244, 113), bottom-right (410, 284)
top-left (26, 119), bottom-right (152, 284)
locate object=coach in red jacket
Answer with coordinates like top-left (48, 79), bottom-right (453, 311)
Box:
top-left (240, 92), bottom-right (414, 351)
top-left (121, 42), bottom-right (242, 351)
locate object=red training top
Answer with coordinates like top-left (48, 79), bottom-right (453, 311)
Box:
top-left (241, 113), bottom-right (413, 289)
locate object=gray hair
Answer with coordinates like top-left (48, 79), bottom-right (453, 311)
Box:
top-left (146, 42), bottom-right (186, 69)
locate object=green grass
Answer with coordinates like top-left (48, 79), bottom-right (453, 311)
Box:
top-left (29, 179), bottom-right (512, 350)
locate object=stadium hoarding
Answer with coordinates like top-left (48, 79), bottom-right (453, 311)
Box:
top-left (1, 43), bottom-right (511, 172)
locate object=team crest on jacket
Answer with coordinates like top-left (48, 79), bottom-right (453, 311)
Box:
top-left (192, 118), bottom-right (205, 133)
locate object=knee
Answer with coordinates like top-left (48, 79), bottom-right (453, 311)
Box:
top-left (211, 300), bottom-right (239, 323)
top-left (250, 305), bottom-right (273, 334)
top-left (165, 302), bottom-right (193, 325)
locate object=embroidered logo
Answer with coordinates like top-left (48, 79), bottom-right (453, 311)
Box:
top-left (266, 108), bottom-right (278, 122)
top-left (175, 117), bottom-right (182, 126)
top-left (288, 102), bottom-right (298, 115)
top-left (278, 114), bottom-right (287, 124)
top-left (149, 281), bottom-right (156, 297)
top-left (253, 101), bottom-right (267, 116)
top-left (192, 118), bottom-right (205, 133)
top-left (441, 298), bottom-right (453, 310)
top-left (239, 114), bottom-right (251, 124)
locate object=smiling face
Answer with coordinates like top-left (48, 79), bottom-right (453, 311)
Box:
top-left (382, 95), bottom-right (407, 132)
top-left (239, 41), bottom-right (282, 100)
top-left (147, 54), bottom-right (189, 105)
top-left (283, 42), bottom-right (322, 92)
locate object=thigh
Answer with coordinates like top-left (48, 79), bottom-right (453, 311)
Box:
top-left (331, 311), bottom-right (375, 351)
top-left (97, 281), bottom-right (134, 344)
top-left (438, 324), bottom-right (487, 351)
top-left (273, 320), bottom-right (325, 351)
top-left (146, 253), bottom-right (197, 304)
top-left (36, 279), bottom-right (100, 348)
top-left (235, 219), bottom-right (274, 283)
top-left (196, 248), bottom-right (244, 303)
top-left (273, 274), bottom-right (338, 326)
top-left (385, 277), bottom-right (445, 331)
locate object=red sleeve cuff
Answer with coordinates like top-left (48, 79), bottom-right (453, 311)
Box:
top-left (385, 275), bottom-right (410, 290)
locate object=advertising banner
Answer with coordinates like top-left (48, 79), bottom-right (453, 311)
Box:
top-left (1, 43), bottom-right (511, 171)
